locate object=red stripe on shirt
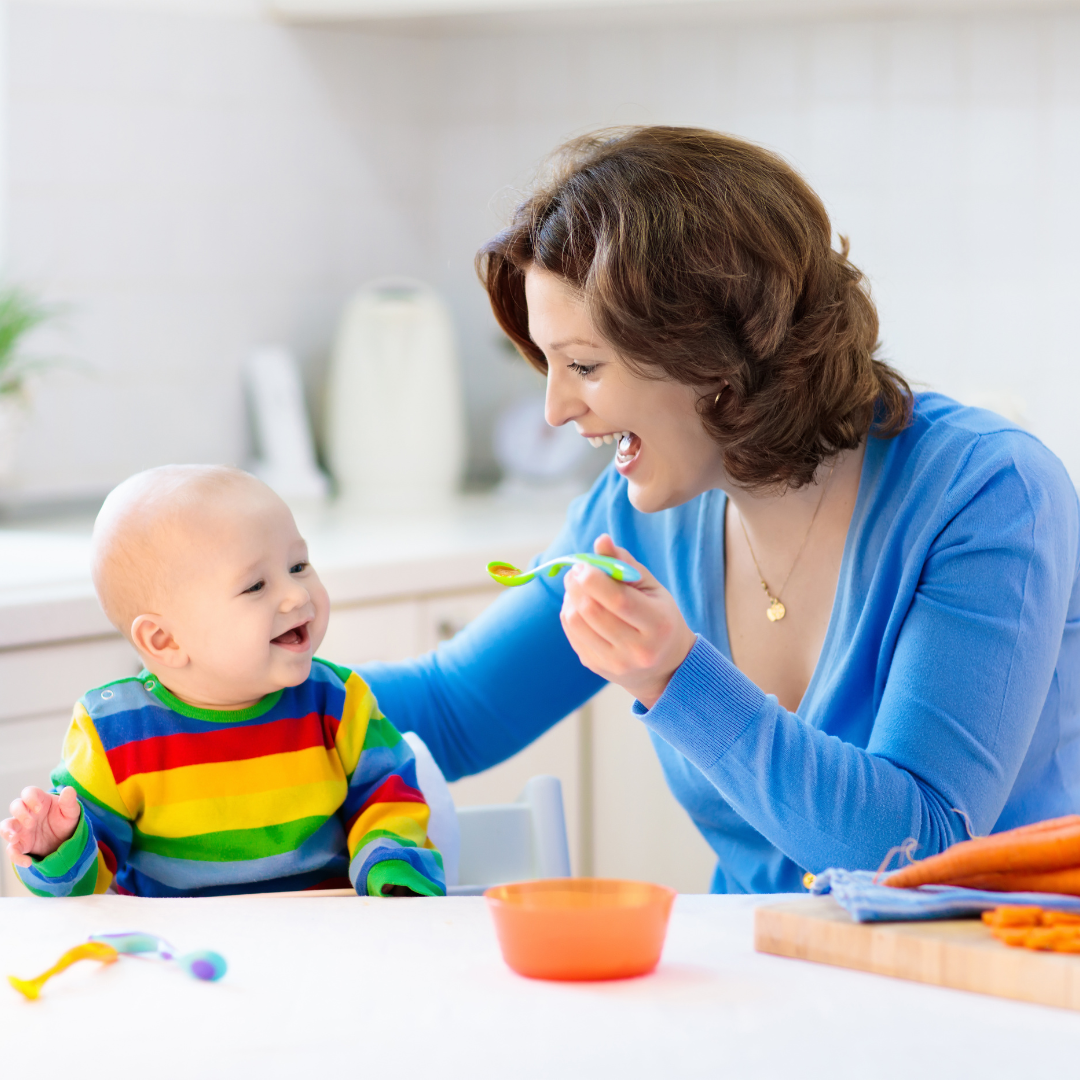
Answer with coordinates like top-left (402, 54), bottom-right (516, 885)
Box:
top-left (106, 713), bottom-right (340, 782)
top-left (346, 775), bottom-right (426, 832)
top-left (98, 840), bottom-right (117, 874)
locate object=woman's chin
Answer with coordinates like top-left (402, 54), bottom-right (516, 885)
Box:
top-left (626, 471), bottom-right (706, 514)
top-left (626, 479), bottom-right (676, 515)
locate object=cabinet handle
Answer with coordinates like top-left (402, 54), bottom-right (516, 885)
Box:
top-left (435, 619), bottom-right (465, 642)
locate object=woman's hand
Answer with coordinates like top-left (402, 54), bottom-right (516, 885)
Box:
top-left (560, 534), bottom-right (696, 709)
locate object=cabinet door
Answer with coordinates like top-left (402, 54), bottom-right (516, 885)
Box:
top-left (589, 683), bottom-right (716, 893)
top-left (418, 587), bottom-right (502, 652)
top-left (0, 709), bottom-right (75, 897)
top-left (318, 600), bottom-right (421, 667)
top-left (0, 637), bottom-right (141, 722)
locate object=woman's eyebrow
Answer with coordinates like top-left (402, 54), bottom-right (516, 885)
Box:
top-left (548, 337), bottom-right (602, 351)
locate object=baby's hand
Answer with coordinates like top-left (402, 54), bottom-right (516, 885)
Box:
top-left (1, 786), bottom-right (81, 867)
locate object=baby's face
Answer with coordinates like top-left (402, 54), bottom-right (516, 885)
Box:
top-left (160, 489), bottom-right (330, 708)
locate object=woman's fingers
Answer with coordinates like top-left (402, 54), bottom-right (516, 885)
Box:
top-left (592, 533), bottom-right (658, 589)
top-left (560, 540), bottom-right (696, 707)
top-left (567, 563), bottom-right (652, 633)
top-left (560, 602), bottom-right (619, 675)
top-left (562, 580), bottom-right (634, 660)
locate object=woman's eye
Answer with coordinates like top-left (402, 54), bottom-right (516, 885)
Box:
top-left (244, 580), bottom-right (265, 594)
top-left (568, 362), bottom-right (598, 378)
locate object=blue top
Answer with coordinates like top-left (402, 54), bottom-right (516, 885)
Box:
top-left (361, 394), bottom-right (1080, 893)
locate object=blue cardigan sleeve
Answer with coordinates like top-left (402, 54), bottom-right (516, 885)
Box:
top-left (359, 519), bottom-right (607, 782)
top-left (636, 437), bottom-right (1080, 873)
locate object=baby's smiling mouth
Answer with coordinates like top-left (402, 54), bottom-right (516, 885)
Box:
top-left (271, 621), bottom-right (311, 652)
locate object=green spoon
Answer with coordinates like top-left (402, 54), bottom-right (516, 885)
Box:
top-left (487, 553), bottom-right (642, 587)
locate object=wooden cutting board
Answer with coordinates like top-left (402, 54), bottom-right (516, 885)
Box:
top-left (755, 896), bottom-right (1080, 1011)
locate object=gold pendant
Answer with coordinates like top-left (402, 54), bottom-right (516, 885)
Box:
top-left (767, 598), bottom-right (786, 622)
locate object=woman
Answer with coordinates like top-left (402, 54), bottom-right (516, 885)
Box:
top-left (361, 127), bottom-right (1080, 893)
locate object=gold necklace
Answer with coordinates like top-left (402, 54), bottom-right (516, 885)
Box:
top-left (736, 464), bottom-right (836, 623)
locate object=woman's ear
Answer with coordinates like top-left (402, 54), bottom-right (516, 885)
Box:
top-left (130, 614), bottom-right (189, 669)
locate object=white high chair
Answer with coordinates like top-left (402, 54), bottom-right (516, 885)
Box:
top-left (403, 732), bottom-right (572, 896)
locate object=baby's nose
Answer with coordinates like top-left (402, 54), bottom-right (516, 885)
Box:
top-left (281, 581), bottom-right (312, 610)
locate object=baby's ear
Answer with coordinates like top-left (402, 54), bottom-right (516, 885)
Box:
top-left (130, 615), bottom-right (188, 668)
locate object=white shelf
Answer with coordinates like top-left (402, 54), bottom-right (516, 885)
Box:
top-left (269, 0), bottom-right (1080, 24)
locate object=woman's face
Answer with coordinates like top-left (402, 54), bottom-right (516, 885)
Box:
top-left (525, 267), bottom-right (725, 513)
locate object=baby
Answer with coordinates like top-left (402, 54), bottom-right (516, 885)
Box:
top-left (0, 465), bottom-right (444, 898)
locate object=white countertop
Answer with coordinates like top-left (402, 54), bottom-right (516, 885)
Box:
top-left (1, 893), bottom-right (1076, 1078)
top-left (0, 495), bottom-right (569, 649)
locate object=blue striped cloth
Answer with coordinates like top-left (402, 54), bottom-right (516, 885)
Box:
top-left (811, 868), bottom-right (1080, 923)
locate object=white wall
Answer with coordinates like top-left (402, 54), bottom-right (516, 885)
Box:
top-left (425, 8), bottom-right (1080, 481)
top-left (4, 3), bottom-right (1079, 499)
top-left (4, 2), bottom-right (435, 505)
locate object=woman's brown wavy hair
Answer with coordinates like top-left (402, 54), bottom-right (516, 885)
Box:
top-left (477, 126), bottom-right (911, 490)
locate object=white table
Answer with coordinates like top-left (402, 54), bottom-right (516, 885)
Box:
top-left (2, 893), bottom-right (1078, 1078)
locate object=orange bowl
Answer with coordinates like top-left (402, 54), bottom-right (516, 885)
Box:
top-left (485, 878), bottom-right (676, 981)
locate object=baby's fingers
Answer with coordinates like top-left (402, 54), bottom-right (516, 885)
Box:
top-left (9, 797), bottom-right (35, 829)
top-left (6, 843), bottom-right (32, 868)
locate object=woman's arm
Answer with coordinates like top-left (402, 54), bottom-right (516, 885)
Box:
top-left (565, 444), bottom-right (1080, 873)
top-left (359, 556), bottom-right (606, 782)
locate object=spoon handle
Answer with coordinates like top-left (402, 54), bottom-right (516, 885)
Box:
top-left (8, 941), bottom-right (118, 1000)
top-left (487, 553), bottom-right (641, 587)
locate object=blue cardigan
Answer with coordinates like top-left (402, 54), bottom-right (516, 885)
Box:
top-left (361, 394), bottom-right (1080, 893)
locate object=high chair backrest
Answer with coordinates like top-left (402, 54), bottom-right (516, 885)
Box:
top-left (402, 733), bottom-right (571, 897)
top-left (453, 776), bottom-right (571, 895)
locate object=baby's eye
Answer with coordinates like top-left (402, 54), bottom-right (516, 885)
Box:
top-left (289, 562), bottom-right (308, 574)
top-left (244, 580), bottom-right (265, 594)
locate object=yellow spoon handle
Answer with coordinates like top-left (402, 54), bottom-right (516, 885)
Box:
top-left (8, 941), bottom-right (119, 1000)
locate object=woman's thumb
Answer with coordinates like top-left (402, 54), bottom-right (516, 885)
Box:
top-left (592, 533), bottom-right (654, 584)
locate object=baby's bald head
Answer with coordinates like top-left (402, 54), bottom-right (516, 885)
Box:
top-left (92, 465), bottom-right (282, 639)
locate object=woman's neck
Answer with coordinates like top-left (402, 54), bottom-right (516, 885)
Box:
top-left (723, 443), bottom-right (866, 566)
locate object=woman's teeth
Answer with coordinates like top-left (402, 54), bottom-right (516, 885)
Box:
top-left (588, 430), bottom-right (633, 449)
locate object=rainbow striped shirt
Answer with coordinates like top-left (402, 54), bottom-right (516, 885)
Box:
top-left (16, 658), bottom-right (445, 898)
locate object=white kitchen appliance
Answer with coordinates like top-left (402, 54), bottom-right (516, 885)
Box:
top-left (244, 345), bottom-right (329, 504)
top-left (325, 280), bottom-right (465, 511)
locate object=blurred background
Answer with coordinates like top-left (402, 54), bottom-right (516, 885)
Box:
top-left (2, 0), bottom-right (1078, 505)
top-left (0, 0), bottom-right (1078, 896)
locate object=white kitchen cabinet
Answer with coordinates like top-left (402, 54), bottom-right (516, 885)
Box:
top-left (319, 598), bottom-right (423, 666)
top-left (589, 682), bottom-right (716, 893)
top-left (0, 637), bottom-right (141, 723)
top-left (270, 0), bottom-right (1065, 23)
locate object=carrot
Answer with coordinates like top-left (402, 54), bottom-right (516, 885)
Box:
top-left (885, 819), bottom-right (1080, 889)
top-left (993, 926), bottom-right (1080, 953)
top-left (981, 908), bottom-right (1080, 952)
top-left (950, 868), bottom-right (1080, 895)
top-left (981, 906), bottom-right (1042, 928)
top-left (987, 814), bottom-right (1080, 838)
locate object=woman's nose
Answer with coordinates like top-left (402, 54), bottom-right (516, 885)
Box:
top-left (544, 365), bottom-right (587, 429)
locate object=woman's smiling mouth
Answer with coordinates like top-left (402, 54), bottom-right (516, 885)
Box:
top-left (271, 621), bottom-right (311, 652)
top-left (581, 430), bottom-right (642, 472)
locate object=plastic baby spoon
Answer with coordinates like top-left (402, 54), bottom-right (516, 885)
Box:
top-left (487, 553), bottom-right (642, 587)
top-left (7, 933), bottom-right (226, 1000)
top-left (89, 932), bottom-right (228, 982)
top-left (8, 941), bottom-right (119, 1000)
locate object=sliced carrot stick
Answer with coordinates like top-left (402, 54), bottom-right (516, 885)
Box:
top-left (981, 906), bottom-right (1043, 928)
top-left (949, 868), bottom-right (1080, 894)
top-left (1042, 911), bottom-right (1080, 926)
top-left (885, 822), bottom-right (1080, 889)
